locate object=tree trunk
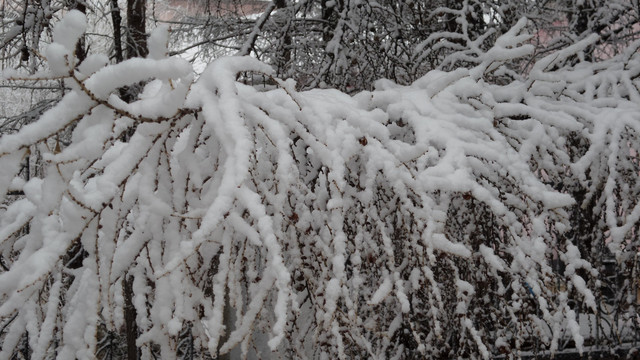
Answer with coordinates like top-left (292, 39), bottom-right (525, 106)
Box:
top-left (120, 1), bottom-right (147, 354)
top-left (126, 0), bottom-right (147, 59)
top-left (123, 275), bottom-right (139, 360)
top-left (70, 0), bottom-right (87, 62)
top-left (275, 0), bottom-right (291, 75)
top-left (111, 0), bottom-right (124, 63)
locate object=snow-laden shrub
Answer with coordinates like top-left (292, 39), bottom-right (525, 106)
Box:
top-left (1, 12), bottom-right (639, 359)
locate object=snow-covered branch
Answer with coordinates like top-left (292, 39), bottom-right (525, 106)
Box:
top-left (1, 10), bottom-right (639, 359)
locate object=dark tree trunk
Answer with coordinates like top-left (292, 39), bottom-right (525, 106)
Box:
top-left (276, 0), bottom-right (291, 73)
top-left (111, 0), bottom-right (124, 63)
top-left (123, 275), bottom-right (139, 360)
top-left (120, 1), bottom-right (148, 354)
top-left (126, 0), bottom-right (147, 59)
top-left (115, 0), bottom-right (149, 103)
top-left (70, 0), bottom-right (87, 62)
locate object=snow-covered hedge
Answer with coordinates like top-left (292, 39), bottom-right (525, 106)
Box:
top-left (0, 11), bottom-right (639, 359)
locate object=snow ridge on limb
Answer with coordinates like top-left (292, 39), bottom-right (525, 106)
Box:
top-left (3, 11), bottom-right (639, 360)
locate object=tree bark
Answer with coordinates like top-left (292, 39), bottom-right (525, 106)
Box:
top-left (123, 275), bottom-right (139, 360)
top-left (70, 0), bottom-right (87, 62)
top-left (121, 1), bottom-right (147, 353)
top-left (110, 0), bottom-right (124, 63)
top-left (275, 0), bottom-right (291, 74)
top-left (126, 0), bottom-right (147, 59)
